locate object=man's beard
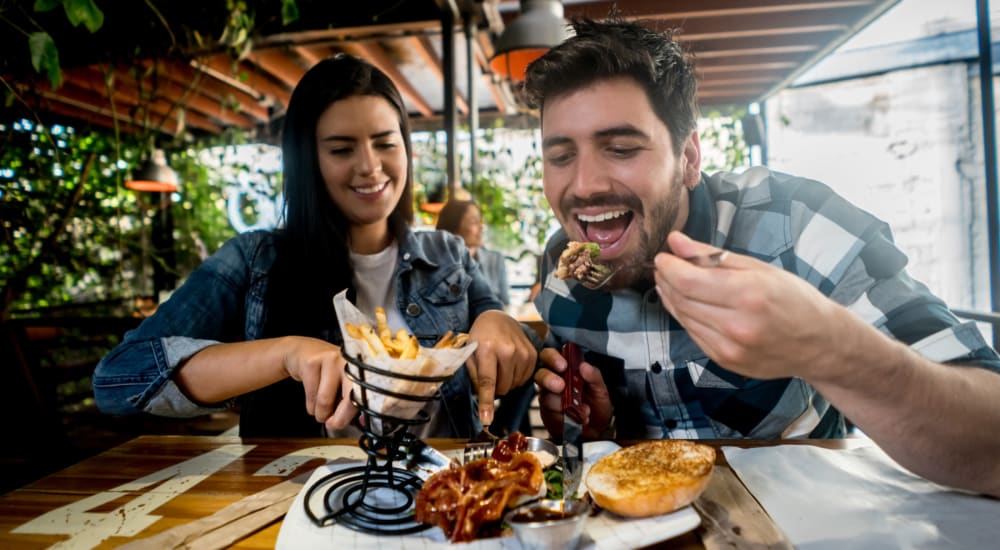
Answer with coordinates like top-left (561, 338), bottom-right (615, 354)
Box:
top-left (604, 171), bottom-right (686, 290)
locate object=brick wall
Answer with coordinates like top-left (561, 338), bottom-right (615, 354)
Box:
top-left (765, 63), bottom-right (992, 313)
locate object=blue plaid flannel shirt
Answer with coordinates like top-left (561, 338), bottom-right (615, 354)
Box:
top-left (536, 167), bottom-right (1000, 440)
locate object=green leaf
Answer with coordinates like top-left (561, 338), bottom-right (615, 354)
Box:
top-left (28, 32), bottom-right (63, 89)
top-left (281, 0), bottom-right (299, 25)
top-left (63, 0), bottom-right (104, 32)
top-left (33, 0), bottom-right (62, 12)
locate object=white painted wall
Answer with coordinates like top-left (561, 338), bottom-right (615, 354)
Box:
top-left (765, 64), bottom-right (992, 316)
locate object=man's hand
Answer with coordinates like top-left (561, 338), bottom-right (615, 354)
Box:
top-left (280, 336), bottom-right (356, 431)
top-left (534, 347), bottom-right (613, 440)
top-left (654, 231), bottom-right (846, 382)
top-left (467, 310), bottom-right (538, 425)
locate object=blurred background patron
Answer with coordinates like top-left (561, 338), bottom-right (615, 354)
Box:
top-left (436, 199), bottom-right (510, 306)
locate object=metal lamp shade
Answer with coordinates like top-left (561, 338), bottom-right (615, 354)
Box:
top-left (489, 0), bottom-right (570, 82)
top-left (125, 149), bottom-right (179, 193)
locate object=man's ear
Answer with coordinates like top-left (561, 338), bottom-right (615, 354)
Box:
top-left (681, 131), bottom-right (702, 190)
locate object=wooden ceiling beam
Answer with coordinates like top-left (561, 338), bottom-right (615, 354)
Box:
top-left (90, 66), bottom-right (257, 130)
top-left (38, 86), bottom-right (182, 135)
top-left (294, 45), bottom-right (334, 66)
top-left (27, 97), bottom-right (147, 135)
top-left (698, 86), bottom-right (767, 98)
top-left (61, 75), bottom-right (224, 135)
top-left (551, 0), bottom-right (879, 21)
top-left (697, 68), bottom-right (791, 82)
top-left (698, 61), bottom-right (799, 73)
top-left (340, 41), bottom-right (434, 118)
top-left (247, 48), bottom-right (307, 88)
top-left (147, 60), bottom-right (270, 122)
top-left (677, 25), bottom-right (847, 43)
top-left (471, 31), bottom-right (511, 115)
top-left (195, 55), bottom-right (293, 111)
top-left (254, 20), bottom-right (440, 49)
top-left (698, 76), bottom-right (780, 87)
top-left (694, 46), bottom-right (818, 60)
top-left (682, 32), bottom-right (842, 53)
top-left (409, 35), bottom-right (469, 114)
top-left (655, 6), bottom-right (875, 38)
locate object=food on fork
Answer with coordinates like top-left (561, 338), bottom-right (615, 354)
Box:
top-left (556, 241), bottom-right (612, 283)
top-left (585, 440), bottom-right (715, 518)
top-left (415, 432), bottom-right (544, 542)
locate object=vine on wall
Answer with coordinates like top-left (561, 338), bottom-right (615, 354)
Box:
top-left (0, 119), bottom-right (248, 319)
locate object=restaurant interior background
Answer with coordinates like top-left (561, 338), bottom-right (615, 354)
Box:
top-left (3, 0), bottom-right (1000, 494)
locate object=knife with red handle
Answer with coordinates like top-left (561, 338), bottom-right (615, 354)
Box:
top-left (561, 342), bottom-right (585, 500)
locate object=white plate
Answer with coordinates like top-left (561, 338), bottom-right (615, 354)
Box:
top-left (277, 441), bottom-right (701, 549)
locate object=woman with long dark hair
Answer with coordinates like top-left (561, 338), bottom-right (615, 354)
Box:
top-left (93, 55), bottom-right (537, 438)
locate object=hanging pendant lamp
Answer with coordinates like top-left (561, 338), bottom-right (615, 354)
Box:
top-left (489, 0), bottom-right (570, 83)
top-left (125, 148), bottom-right (179, 193)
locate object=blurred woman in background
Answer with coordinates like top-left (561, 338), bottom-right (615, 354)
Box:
top-left (436, 199), bottom-right (510, 306)
top-left (438, 198), bottom-right (537, 435)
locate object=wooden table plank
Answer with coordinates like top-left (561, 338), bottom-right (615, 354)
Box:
top-left (0, 435), bottom-right (868, 549)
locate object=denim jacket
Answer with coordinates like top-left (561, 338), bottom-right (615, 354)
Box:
top-left (93, 228), bottom-right (504, 437)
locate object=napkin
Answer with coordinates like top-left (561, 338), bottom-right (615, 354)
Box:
top-left (723, 444), bottom-right (1000, 549)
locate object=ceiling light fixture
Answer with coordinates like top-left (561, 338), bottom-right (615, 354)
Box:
top-left (125, 148), bottom-right (179, 193)
top-left (489, 0), bottom-right (570, 83)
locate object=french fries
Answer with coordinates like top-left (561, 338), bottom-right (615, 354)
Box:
top-left (432, 330), bottom-right (469, 349)
top-left (345, 306), bottom-right (468, 360)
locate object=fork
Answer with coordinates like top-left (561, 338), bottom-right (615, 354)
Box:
top-left (579, 251), bottom-right (728, 290)
top-left (463, 425), bottom-right (500, 463)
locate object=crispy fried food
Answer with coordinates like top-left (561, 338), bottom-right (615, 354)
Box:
top-left (344, 323), bottom-right (363, 340)
top-left (415, 433), bottom-right (542, 542)
top-left (432, 330), bottom-right (469, 350)
top-left (346, 309), bottom-right (468, 358)
top-left (433, 330), bottom-right (454, 349)
top-left (358, 324), bottom-right (388, 356)
top-left (400, 333), bottom-right (419, 360)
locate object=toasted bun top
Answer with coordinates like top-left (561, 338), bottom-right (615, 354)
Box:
top-left (585, 440), bottom-right (715, 517)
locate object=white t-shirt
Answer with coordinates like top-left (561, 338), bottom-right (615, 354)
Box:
top-left (327, 242), bottom-right (447, 438)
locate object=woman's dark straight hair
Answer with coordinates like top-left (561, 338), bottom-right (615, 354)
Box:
top-left (247, 55), bottom-right (415, 436)
top-left (267, 53), bottom-right (415, 338)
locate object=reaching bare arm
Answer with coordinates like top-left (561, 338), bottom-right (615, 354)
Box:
top-left (808, 314), bottom-right (1000, 497)
top-left (656, 231), bottom-right (1000, 497)
top-left (175, 336), bottom-right (356, 430)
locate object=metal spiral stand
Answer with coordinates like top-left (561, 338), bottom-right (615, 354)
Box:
top-left (304, 352), bottom-right (451, 535)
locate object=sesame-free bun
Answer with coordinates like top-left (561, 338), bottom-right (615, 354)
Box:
top-left (585, 440), bottom-right (715, 518)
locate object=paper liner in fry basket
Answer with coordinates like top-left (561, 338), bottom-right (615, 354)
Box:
top-left (333, 290), bottom-right (477, 434)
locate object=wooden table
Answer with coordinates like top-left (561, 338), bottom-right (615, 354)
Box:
top-left (0, 435), bottom-right (869, 549)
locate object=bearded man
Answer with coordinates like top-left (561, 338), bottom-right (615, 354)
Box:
top-left (528, 18), bottom-right (1000, 498)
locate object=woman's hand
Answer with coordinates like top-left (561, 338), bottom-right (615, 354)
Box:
top-left (280, 336), bottom-right (356, 431)
top-left (466, 310), bottom-right (538, 425)
top-left (534, 347), bottom-right (613, 440)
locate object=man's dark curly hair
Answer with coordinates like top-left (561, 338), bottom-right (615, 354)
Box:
top-left (523, 18), bottom-right (698, 155)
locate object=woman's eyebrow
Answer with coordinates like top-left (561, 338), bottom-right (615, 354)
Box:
top-left (319, 129), bottom-right (398, 142)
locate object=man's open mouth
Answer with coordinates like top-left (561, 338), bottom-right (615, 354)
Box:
top-left (575, 209), bottom-right (634, 250)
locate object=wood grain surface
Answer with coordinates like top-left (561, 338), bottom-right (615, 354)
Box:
top-left (0, 435), bottom-right (864, 549)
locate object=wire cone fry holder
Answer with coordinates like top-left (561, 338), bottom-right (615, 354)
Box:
top-left (304, 291), bottom-right (479, 534)
top-left (304, 353), bottom-right (453, 535)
